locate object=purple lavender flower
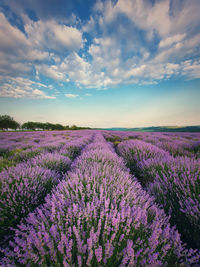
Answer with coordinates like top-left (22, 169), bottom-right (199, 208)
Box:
top-left (1, 133), bottom-right (199, 266)
top-left (147, 156), bottom-right (200, 248)
top-left (28, 151), bottom-right (72, 174)
top-left (95, 246), bottom-right (102, 262)
top-left (0, 164), bottom-right (59, 240)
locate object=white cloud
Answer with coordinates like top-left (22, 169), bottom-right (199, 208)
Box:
top-left (0, 11), bottom-right (83, 81)
top-left (0, 13), bottom-right (52, 63)
top-left (0, 13), bottom-right (29, 54)
top-left (98, 0), bottom-right (171, 37)
top-left (32, 89), bottom-right (54, 98)
top-left (0, 77), bottom-right (56, 99)
top-left (80, 0), bottom-right (200, 87)
top-left (25, 19), bottom-right (83, 52)
top-left (60, 52), bottom-right (107, 88)
top-left (181, 59), bottom-right (200, 79)
top-left (0, 12), bottom-right (50, 78)
top-left (62, 0), bottom-right (196, 88)
top-left (98, 0), bottom-right (200, 39)
top-left (36, 64), bottom-right (68, 81)
top-left (0, 0), bottom-right (200, 91)
top-left (125, 65), bottom-right (146, 79)
top-left (0, 13), bottom-right (32, 76)
top-left (0, 59), bottom-right (32, 76)
top-left (65, 93), bottom-right (79, 98)
top-left (48, 85), bottom-right (54, 89)
top-left (53, 34), bottom-right (200, 88)
top-left (82, 16), bottom-right (95, 33)
top-left (154, 33), bottom-right (200, 64)
top-left (89, 37), bottom-right (121, 70)
top-left (25, 50), bottom-right (49, 61)
top-left (159, 33), bottom-right (186, 48)
top-left (35, 70), bottom-right (40, 80)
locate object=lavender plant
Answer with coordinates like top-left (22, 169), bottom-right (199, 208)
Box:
top-left (59, 141), bottom-right (85, 159)
top-left (117, 139), bottom-right (200, 249)
top-left (29, 152), bottom-right (72, 175)
top-left (147, 156), bottom-right (200, 249)
top-left (117, 140), bottom-right (171, 185)
top-left (0, 164), bottom-right (60, 241)
top-left (1, 134), bottom-right (199, 266)
top-left (0, 157), bottom-right (15, 172)
top-left (8, 148), bottom-right (42, 163)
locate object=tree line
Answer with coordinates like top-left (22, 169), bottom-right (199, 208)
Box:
top-left (0, 115), bottom-right (91, 131)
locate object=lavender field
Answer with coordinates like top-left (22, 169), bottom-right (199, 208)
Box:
top-left (0, 130), bottom-right (200, 266)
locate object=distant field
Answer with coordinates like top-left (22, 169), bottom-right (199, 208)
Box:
top-left (0, 130), bottom-right (200, 266)
top-left (104, 125), bottom-right (200, 132)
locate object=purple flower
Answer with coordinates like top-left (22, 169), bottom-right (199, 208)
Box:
top-left (1, 131), bottom-right (199, 266)
top-left (95, 246), bottom-right (102, 262)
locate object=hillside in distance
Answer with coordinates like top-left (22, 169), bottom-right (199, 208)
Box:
top-left (103, 126), bottom-right (200, 132)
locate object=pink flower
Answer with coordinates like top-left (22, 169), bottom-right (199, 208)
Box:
top-left (95, 246), bottom-right (102, 262)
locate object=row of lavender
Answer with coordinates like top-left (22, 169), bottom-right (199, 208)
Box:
top-left (0, 131), bottom-right (87, 172)
top-left (115, 138), bottom-right (200, 250)
top-left (104, 131), bottom-right (200, 158)
top-left (138, 132), bottom-right (200, 158)
top-left (0, 131), bottom-right (93, 248)
top-left (1, 133), bottom-right (199, 266)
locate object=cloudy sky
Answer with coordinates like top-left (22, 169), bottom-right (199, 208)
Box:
top-left (0, 0), bottom-right (200, 127)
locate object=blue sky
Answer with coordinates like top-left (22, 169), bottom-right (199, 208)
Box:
top-left (0, 0), bottom-right (200, 127)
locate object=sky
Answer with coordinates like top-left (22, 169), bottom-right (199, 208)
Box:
top-left (0, 0), bottom-right (200, 128)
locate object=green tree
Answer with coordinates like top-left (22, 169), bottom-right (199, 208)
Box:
top-left (43, 123), bottom-right (54, 130)
top-left (71, 125), bottom-right (78, 130)
top-left (64, 125), bottom-right (70, 130)
top-left (0, 115), bottom-right (20, 131)
top-left (22, 122), bottom-right (37, 130)
top-left (54, 124), bottom-right (64, 130)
